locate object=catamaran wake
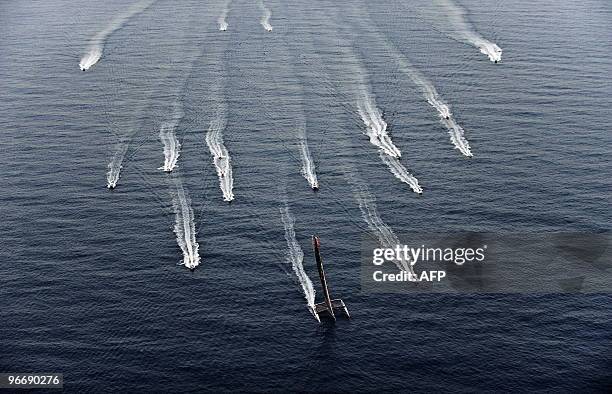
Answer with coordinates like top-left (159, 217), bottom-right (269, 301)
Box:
top-left (172, 178), bottom-right (200, 271)
top-left (206, 109), bottom-right (234, 202)
top-left (79, 0), bottom-right (156, 71)
top-left (218, 0), bottom-right (231, 31)
top-left (258, 0), bottom-right (273, 31)
top-left (433, 0), bottom-right (502, 63)
top-left (280, 206), bottom-right (317, 319)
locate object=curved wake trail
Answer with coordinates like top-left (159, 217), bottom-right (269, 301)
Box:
top-left (433, 0), bottom-right (502, 63)
top-left (218, 0), bottom-right (231, 31)
top-left (258, 0), bottom-right (273, 32)
top-left (351, 181), bottom-right (414, 274)
top-left (280, 206), bottom-right (317, 318)
top-left (159, 105), bottom-right (183, 172)
top-left (172, 178), bottom-right (200, 270)
top-left (79, 0), bottom-right (156, 71)
top-left (205, 108), bottom-right (234, 202)
top-left (379, 153), bottom-right (422, 194)
top-left (357, 94), bottom-right (402, 159)
top-left (106, 143), bottom-right (128, 189)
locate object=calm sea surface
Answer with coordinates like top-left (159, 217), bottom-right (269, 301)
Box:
top-left (0, 0), bottom-right (610, 392)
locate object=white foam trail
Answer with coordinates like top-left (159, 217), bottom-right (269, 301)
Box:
top-left (159, 126), bottom-right (180, 172)
top-left (79, 47), bottom-right (103, 72)
top-left (433, 0), bottom-right (502, 63)
top-left (424, 87), bottom-right (451, 120)
top-left (441, 117), bottom-right (472, 157)
top-left (346, 6), bottom-right (473, 157)
top-left (280, 206), bottom-right (317, 318)
top-left (475, 40), bottom-right (502, 63)
top-left (258, 0), bottom-right (273, 31)
top-left (205, 109), bottom-right (234, 202)
top-left (106, 143), bottom-right (128, 189)
top-left (172, 179), bottom-right (200, 270)
top-left (379, 153), bottom-right (423, 194)
top-left (394, 53), bottom-right (473, 157)
top-left (300, 140), bottom-right (319, 190)
top-left (79, 0), bottom-right (156, 71)
top-left (311, 14), bottom-right (421, 186)
top-left (159, 105), bottom-right (183, 172)
top-left (357, 94), bottom-right (402, 159)
top-left (218, 0), bottom-right (231, 31)
top-left (352, 183), bottom-right (414, 274)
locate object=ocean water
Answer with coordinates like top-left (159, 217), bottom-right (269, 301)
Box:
top-left (0, 0), bottom-right (610, 392)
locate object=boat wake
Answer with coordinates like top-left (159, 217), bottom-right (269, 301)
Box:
top-left (159, 105), bottom-right (183, 172)
top-left (351, 181), bottom-right (414, 274)
top-left (425, 89), bottom-right (451, 120)
top-left (300, 141), bottom-right (319, 190)
top-left (79, 0), bottom-right (156, 71)
top-left (379, 153), bottom-right (423, 194)
top-left (280, 206), bottom-right (317, 317)
top-left (205, 107), bottom-right (234, 202)
top-left (300, 11), bottom-right (421, 191)
top-left (392, 51), bottom-right (474, 157)
top-left (258, 0), bottom-right (273, 32)
top-left (106, 143), bottom-right (128, 189)
top-left (433, 0), bottom-right (502, 63)
top-left (79, 47), bottom-right (103, 72)
top-left (357, 94), bottom-right (402, 159)
top-left (344, 5), bottom-right (473, 157)
top-left (441, 117), bottom-right (472, 157)
top-left (276, 33), bottom-right (318, 190)
top-left (172, 178), bottom-right (200, 270)
top-left (218, 0), bottom-right (231, 31)
top-left (475, 40), bottom-right (502, 63)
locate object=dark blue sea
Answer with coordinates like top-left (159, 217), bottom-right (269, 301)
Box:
top-left (1, 0), bottom-right (610, 392)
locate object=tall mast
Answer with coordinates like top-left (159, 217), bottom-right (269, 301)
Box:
top-left (313, 235), bottom-right (335, 320)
